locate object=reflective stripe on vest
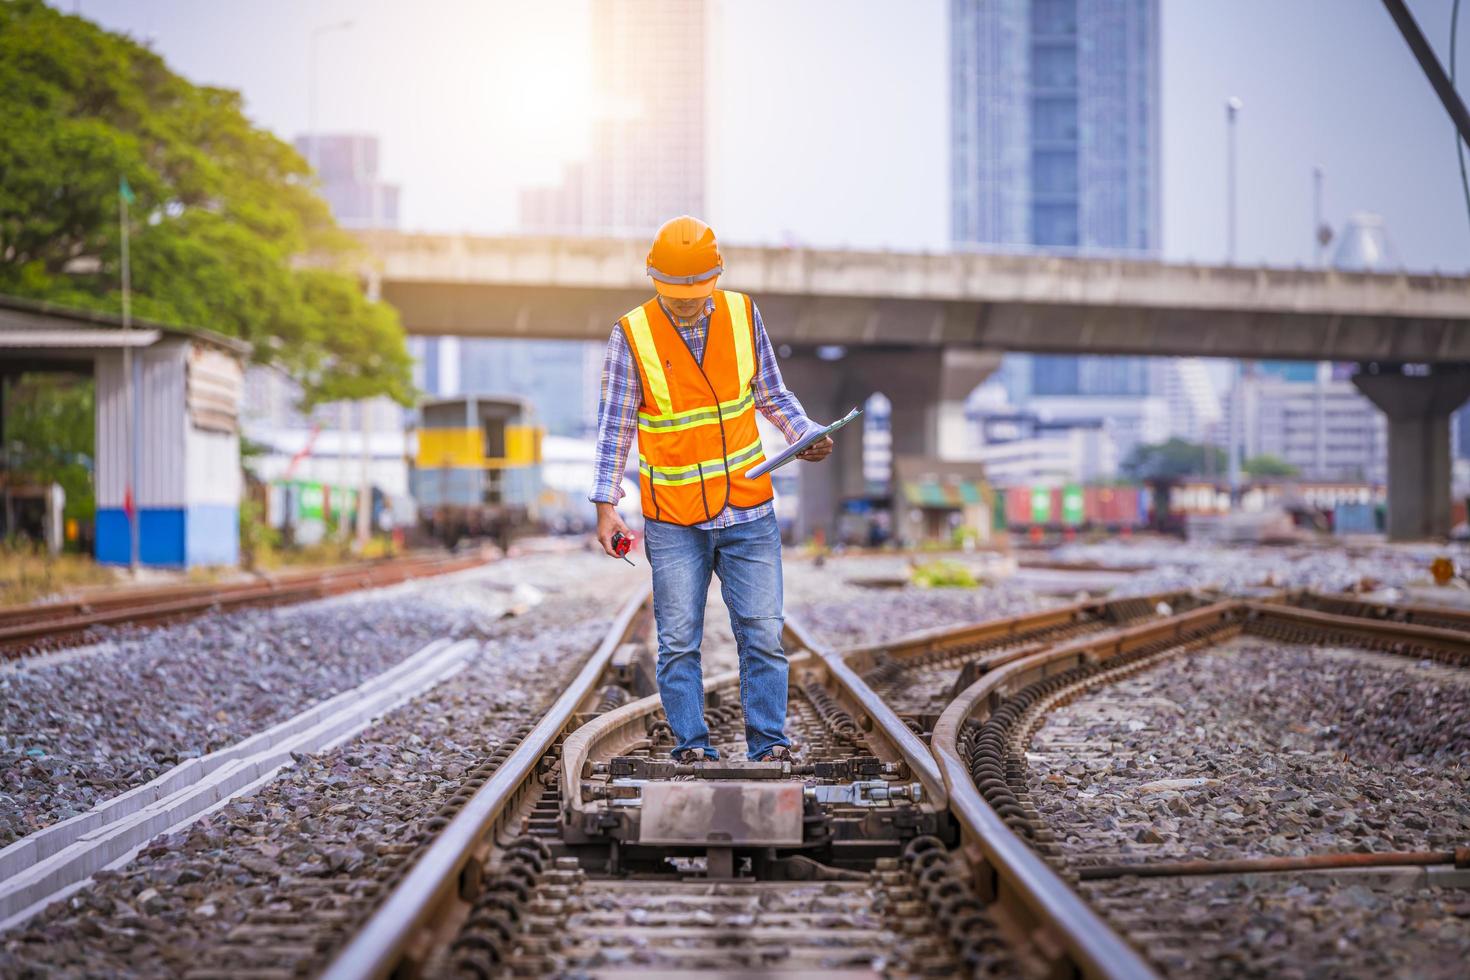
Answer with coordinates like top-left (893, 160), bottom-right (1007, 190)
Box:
top-left (630, 291), bottom-right (756, 427)
top-left (636, 389), bottom-right (754, 435)
top-left (623, 305), bottom-right (674, 416)
top-left (639, 436), bottom-right (765, 486)
top-left (620, 290), bottom-right (774, 525)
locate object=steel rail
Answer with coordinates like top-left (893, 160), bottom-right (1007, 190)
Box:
top-left (1079, 847), bottom-right (1470, 881)
top-left (0, 553), bottom-right (460, 627)
top-left (1, 553), bottom-right (486, 655)
top-left (1249, 600), bottom-right (1470, 660)
top-left (784, 615), bottom-right (949, 806)
top-left (929, 594), bottom-right (1470, 979)
top-left (928, 610), bottom-right (1241, 980)
top-left (834, 588), bottom-right (1211, 671)
top-left (1286, 589), bottom-right (1470, 632)
top-left (559, 663), bottom-right (765, 820)
top-left (320, 582), bottom-right (650, 980)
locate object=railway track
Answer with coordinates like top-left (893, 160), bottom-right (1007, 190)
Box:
top-left (0, 552), bottom-right (487, 657)
top-left (301, 586), bottom-right (1152, 980)
top-left (10, 565), bottom-right (1464, 977)
top-left (931, 596), bottom-right (1470, 977)
top-left (847, 589), bottom-right (1217, 726)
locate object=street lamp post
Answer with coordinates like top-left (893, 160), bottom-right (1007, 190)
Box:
top-left (307, 20), bottom-right (353, 542)
top-left (307, 20), bottom-right (353, 172)
top-left (1225, 97), bottom-right (1242, 265)
top-left (1225, 97), bottom-right (1243, 505)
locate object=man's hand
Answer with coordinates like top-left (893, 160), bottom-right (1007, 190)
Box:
top-left (595, 502), bottom-right (632, 558)
top-left (796, 434), bottom-right (834, 462)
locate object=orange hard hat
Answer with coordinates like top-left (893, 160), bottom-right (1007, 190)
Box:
top-left (646, 215), bottom-right (722, 298)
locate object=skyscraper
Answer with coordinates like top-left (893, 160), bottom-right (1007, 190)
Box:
top-left (519, 0), bottom-right (707, 236)
top-left (951, 0), bottom-right (1158, 251)
top-left (951, 0), bottom-right (1160, 398)
top-left (292, 134), bottom-right (400, 230)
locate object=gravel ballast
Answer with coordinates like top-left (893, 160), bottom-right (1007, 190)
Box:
top-left (784, 553), bottom-right (1062, 649)
top-left (1026, 636), bottom-right (1470, 977)
top-left (0, 565), bottom-right (640, 977)
top-left (0, 554), bottom-right (620, 848)
top-left (1050, 540), bottom-right (1467, 597)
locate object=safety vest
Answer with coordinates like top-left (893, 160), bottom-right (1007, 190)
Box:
top-left (620, 290), bottom-right (774, 525)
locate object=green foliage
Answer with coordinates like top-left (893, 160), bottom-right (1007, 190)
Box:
top-left (910, 559), bottom-right (979, 589)
top-left (2, 374), bottom-right (95, 521)
top-left (0, 0), bottom-right (412, 406)
top-left (1122, 438), bottom-right (1227, 481)
top-left (237, 497), bottom-right (277, 571)
top-left (1242, 454), bottom-right (1299, 477)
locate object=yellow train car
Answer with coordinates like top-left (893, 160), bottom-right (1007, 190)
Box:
top-left (410, 396), bottom-right (543, 546)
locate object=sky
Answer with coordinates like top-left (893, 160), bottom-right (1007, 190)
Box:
top-left (68, 0), bottom-right (1470, 273)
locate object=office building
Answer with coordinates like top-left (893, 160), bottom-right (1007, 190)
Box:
top-left (951, 0), bottom-right (1158, 251)
top-left (1223, 363), bottom-right (1388, 484)
top-left (292, 133), bottom-right (400, 230)
top-left (951, 0), bottom-right (1161, 404)
top-left (1157, 358), bottom-right (1222, 444)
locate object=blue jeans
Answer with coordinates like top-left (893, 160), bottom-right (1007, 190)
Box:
top-left (643, 511), bottom-right (790, 760)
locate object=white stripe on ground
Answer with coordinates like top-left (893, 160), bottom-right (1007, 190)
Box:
top-left (0, 635), bottom-right (482, 929)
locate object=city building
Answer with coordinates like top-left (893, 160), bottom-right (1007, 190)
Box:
top-left (1156, 358), bottom-right (1222, 444)
top-left (963, 382), bottom-right (1119, 485)
top-left (292, 133), bottom-right (400, 230)
top-left (1213, 213), bottom-right (1400, 486)
top-left (518, 0), bottom-right (707, 236)
top-left (951, 0), bottom-right (1161, 415)
top-left (954, 0), bottom-right (1163, 248)
top-left (1223, 363), bottom-right (1388, 484)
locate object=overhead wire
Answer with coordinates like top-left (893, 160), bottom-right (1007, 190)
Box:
top-left (1455, 0), bottom-right (1470, 236)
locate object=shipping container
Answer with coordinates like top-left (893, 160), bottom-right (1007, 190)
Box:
top-left (1333, 502), bottom-right (1376, 535)
top-left (1005, 487), bottom-right (1032, 527)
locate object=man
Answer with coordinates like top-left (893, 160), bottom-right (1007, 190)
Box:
top-left (590, 215), bottom-right (833, 764)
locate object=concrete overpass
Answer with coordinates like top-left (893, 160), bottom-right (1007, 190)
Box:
top-left (361, 232), bottom-right (1470, 539)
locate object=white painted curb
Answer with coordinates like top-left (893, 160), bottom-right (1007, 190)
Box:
top-left (0, 636), bottom-right (481, 928)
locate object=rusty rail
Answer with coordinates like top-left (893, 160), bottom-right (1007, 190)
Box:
top-left (0, 553), bottom-right (487, 657)
top-left (1079, 847), bottom-right (1470, 881)
top-left (320, 583), bottom-right (650, 980)
top-left (929, 595), bottom-right (1470, 977)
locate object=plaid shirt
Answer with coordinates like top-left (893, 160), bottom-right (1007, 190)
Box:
top-left (590, 297), bottom-right (816, 528)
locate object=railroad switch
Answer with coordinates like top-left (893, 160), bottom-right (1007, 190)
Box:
top-left (598, 754), bottom-right (894, 782)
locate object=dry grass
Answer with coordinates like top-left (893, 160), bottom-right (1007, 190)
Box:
top-left (0, 545), bottom-right (116, 606)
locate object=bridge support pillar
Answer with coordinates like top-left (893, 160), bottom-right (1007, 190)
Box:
top-left (778, 353), bottom-right (849, 545)
top-left (1353, 368), bottom-right (1470, 540)
top-left (779, 348), bottom-right (999, 545)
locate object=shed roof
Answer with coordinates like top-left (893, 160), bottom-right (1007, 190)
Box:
top-left (0, 293), bottom-right (252, 359)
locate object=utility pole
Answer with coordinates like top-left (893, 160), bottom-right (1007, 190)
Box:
top-left (1225, 97), bottom-right (1242, 265)
top-left (1225, 97), bottom-right (1243, 505)
top-left (308, 19), bottom-right (353, 544)
top-left (119, 177), bottom-right (139, 575)
top-left (307, 20), bottom-right (353, 173)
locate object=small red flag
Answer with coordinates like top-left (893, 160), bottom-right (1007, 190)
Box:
top-left (123, 486), bottom-right (135, 522)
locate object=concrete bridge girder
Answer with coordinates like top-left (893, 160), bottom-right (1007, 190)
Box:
top-left (365, 232), bottom-right (1470, 363)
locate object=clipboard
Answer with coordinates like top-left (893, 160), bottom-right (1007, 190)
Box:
top-left (744, 407), bottom-right (863, 480)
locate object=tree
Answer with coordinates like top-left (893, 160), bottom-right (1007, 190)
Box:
top-left (1243, 454), bottom-right (1299, 478)
top-left (0, 0), bottom-right (411, 406)
top-left (1122, 439), bottom-right (1227, 481)
top-left (2, 374), bottom-right (95, 524)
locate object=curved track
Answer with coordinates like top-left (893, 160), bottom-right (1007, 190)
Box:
top-left (318, 588), bottom-right (1154, 980)
top-left (932, 596), bottom-right (1470, 977)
